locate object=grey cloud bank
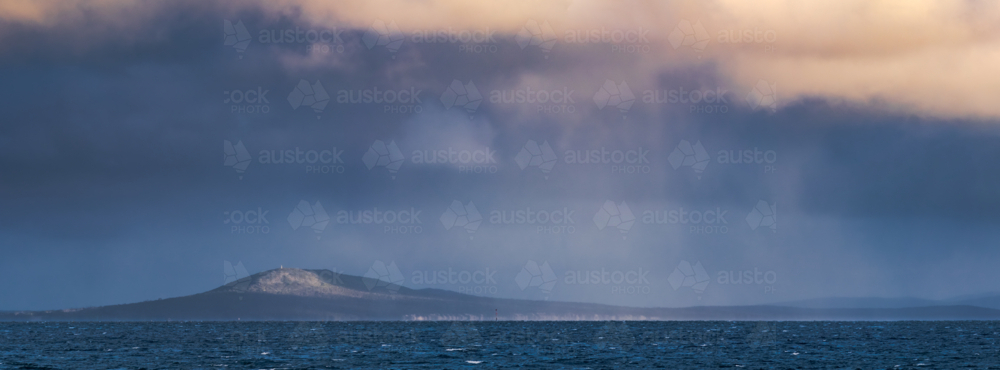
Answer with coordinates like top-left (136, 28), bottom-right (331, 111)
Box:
top-left (0, 1), bottom-right (999, 311)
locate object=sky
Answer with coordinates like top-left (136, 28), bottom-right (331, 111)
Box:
top-left (1, 0), bottom-right (999, 311)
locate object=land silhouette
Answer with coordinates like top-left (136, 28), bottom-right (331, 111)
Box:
top-left (4, 268), bottom-right (999, 321)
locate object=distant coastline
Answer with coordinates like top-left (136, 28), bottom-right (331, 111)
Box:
top-left (5, 268), bottom-right (999, 321)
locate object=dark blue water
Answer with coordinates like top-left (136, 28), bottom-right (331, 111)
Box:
top-left (1, 321), bottom-right (998, 369)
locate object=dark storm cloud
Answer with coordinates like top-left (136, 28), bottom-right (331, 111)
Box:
top-left (1, 1), bottom-right (999, 310)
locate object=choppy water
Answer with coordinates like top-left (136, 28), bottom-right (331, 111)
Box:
top-left (1, 321), bottom-right (998, 369)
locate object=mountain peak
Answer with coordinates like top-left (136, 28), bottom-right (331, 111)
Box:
top-left (212, 267), bottom-right (412, 299)
top-left (250, 268), bottom-right (336, 293)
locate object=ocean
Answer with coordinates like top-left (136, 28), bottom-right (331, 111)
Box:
top-left (1, 321), bottom-right (998, 369)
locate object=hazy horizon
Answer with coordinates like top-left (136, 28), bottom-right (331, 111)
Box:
top-left (2, 0), bottom-right (999, 312)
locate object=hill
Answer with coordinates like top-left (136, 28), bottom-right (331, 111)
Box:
top-left (4, 268), bottom-right (1000, 321)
